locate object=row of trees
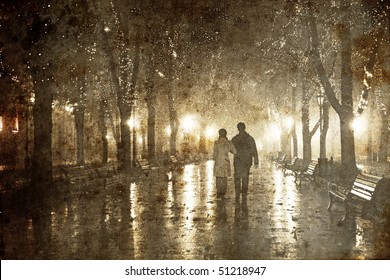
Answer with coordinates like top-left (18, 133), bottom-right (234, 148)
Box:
top-left (265, 0), bottom-right (390, 177)
top-left (0, 0), bottom-right (389, 193)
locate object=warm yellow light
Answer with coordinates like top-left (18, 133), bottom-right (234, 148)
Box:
top-left (12, 116), bottom-right (19, 133)
top-left (127, 116), bottom-right (139, 130)
top-left (205, 126), bottom-right (216, 139)
top-left (65, 104), bottom-right (73, 113)
top-left (270, 124), bottom-right (281, 139)
top-left (181, 115), bottom-right (197, 133)
top-left (0, 116), bottom-right (3, 132)
top-left (352, 117), bottom-right (366, 134)
top-left (165, 126), bottom-right (171, 136)
top-left (127, 118), bottom-right (133, 129)
top-left (285, 116), bottom-right (294, 131)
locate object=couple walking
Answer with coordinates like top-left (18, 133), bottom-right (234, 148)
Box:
top-left (213, 122), bottom-right (259, 202)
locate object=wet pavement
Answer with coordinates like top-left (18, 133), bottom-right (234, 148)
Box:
top-left (1, 160), bottom-right (390, 260)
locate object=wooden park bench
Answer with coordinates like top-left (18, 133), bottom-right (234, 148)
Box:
top-left (283, 157), bottom-right (305, 184)
top-left (136, 159), bottom-right (150, 175)
top-left (170, 155), bottom-right (178, 166)
top-left (275, 153), bottom-right (287, 168)
top-left (327, 173), bottom-right (388, 222)
top-left (282, 157), bottom-right (298, 174)
top-left (297, 160), bottom-right (318, 186)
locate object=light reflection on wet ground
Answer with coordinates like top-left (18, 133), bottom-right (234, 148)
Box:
top-left (1, 160), bottom-right (389, 259)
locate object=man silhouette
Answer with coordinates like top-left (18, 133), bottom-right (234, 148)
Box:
top-left (231, 122), bottom-right (259, 203)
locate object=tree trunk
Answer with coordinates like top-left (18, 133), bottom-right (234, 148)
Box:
top-left (129, 34), bottom-right (141, 165)
top-left (74, 77), bottom-right (86, 166)
top-left (291, 82), bottom-right (298, 157)
top-left (74, 106), bottom-right (85, 166)
top-left (166, 0), bottom-right (179, 157)
top-left (301, 102), bottom-right (312, 164)
top-left (101, 27), bottom-right (131, 167)
top-left (98, 97), bottom-right (108, 164)
top-left (366, 99), bottom-right (374, 163)
top-left (31, 78), bottom-right (53, 194)
top-left (301, 74), bottom-right (313, 165)
top-left (378, 107), bottom-right (390, 163)
top-left (309, 0), bottom-right (357, 178)
top-left (339, 0), bottom-right (356, 175)
top-left (145, 64), bottom-right (156, 161)
top-left (320, 102), bottom-right (329, 158)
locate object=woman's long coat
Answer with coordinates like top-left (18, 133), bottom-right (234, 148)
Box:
top-left (213, 137), bottom-right (237, 177)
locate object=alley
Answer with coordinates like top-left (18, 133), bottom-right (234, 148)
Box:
top-left (1, 160), bottom-right (390, 260)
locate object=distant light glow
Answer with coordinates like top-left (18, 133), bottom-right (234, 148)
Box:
top-left (284, 116), bottom-right (294, 131)
top-left (165, 126), bottom-right (171, 136)
top-left (12, 116), bottom-right (19, 133)
top-left (257, 140), bottom-right (263, 150)
top-left (352, 117), bottom-right (366, 135)
top-left (205, 126), bottom-right (216, 139)
top-left (181, 115), bottom-right (197, 133)
top-left (0, 116), bottom-right (3, 132)
top-left (127, 116), bottom-right (139, 130)
top-left (270, 124), bottom-right (281, 139)
top-left (104, 27), bottom-right (110, 32)
top-left (65, 104), bottom-right (73, 113)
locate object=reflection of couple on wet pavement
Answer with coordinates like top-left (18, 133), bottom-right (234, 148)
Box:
top-left (213, 122), bottom-right (259, 211)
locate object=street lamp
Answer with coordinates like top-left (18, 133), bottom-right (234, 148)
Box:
top-left (317, 92), bottom-right (327, 177)
top-left (317, 92), bottom-right (325, 132)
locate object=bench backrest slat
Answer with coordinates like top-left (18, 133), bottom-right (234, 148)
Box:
top-left (353, 181), bottom-right (375, 192)
top-left (358, 173), bottom-right (382, 180)
top-left (355, 179), bottom-right (377, 189)
top-left (349, 173), bottom-right (382, 201)
top-left (350, 189), bottom-right (373, 201)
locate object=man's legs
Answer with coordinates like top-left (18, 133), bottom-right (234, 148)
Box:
top-left (234, 175), bottom-right (242, 201)
top-left (241, 174), bottom-right (249, 199)
top-left (241, 174), bottom-right (249, 213)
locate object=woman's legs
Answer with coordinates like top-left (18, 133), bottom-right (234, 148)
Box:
top-left (216, 177), bottom-right (228, 198)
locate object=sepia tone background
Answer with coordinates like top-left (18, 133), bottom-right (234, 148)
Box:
top-left (0, 0), bottom-right (389, 260)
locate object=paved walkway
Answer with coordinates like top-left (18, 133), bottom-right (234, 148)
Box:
top-left (1, 160), bottom-right (389, 259)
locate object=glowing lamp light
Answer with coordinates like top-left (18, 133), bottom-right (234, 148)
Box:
top-left (270, 124), bottom-right (281, 139)
top-left (127, 116), bottom-right (139, 130)
top-left (165, 126), bottom-right (172, 136)
top-left (352, 117), bottom-right (366, 135)
top-left (65, 104), bottom-right (74, 113)
top-left (12, 117), bottom-right (19, 133)
top-left (0, 116), bottom-right (3, 132)
top-left (284, 116), bottom-right (294, 131)
top-left (205, 126), bottom-right (216, 139)
top-left (181, 115), bottom-right (197, 133)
